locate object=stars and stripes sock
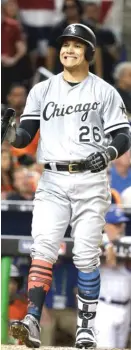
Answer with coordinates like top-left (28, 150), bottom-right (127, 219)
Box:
top-left (77, 268), bottom-right (100, 329)
top-left (27, 259), bottom-right (53, 321)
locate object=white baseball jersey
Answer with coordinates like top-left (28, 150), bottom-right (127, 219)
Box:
top-left (20, 72), bottom-right (130, 163)
top-left (99, 265), bottom-right (131, 302)
top-left (95, 265), bottom-right (131, 348)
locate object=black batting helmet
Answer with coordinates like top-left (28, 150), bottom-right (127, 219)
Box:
top-left (57, 23), bottom-right (96, 63)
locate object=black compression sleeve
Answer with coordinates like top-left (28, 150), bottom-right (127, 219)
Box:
top-left (11, 119), bottom-right (40, 148)
top-left (107, 127), bottom-right (131, 160)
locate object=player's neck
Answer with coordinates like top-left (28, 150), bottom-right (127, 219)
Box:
top-left (63, 66), bottom-right (89, 83)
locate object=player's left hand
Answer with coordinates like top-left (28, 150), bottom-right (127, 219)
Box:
top-left (87, 151), bottom-right (110, 173)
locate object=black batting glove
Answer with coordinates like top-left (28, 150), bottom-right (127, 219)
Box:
top-left (87, 151), bottom-right (111, 173)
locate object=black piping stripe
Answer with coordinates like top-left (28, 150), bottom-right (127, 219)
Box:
top-left (31, 264), bottom-right (52, 271)
top-left (104, 122), bottom-right (129, 131)
top-left (29, 270), bottom-right (52, 277)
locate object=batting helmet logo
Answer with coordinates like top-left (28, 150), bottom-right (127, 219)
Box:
top-left (69, 24), bottom-right (77, 34)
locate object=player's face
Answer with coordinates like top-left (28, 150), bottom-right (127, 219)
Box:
top-left (105, 222), bottom-right (126, 239)
top-left (60, 39), bottom-right (87, 69)
top-left (122, 67), bottom-right (131, 90)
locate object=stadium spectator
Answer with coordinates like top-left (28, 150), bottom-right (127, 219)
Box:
top-left (16, 154), bottom-right (43, 176)
top-left (121, 186), bottom-right (131, 209)
top-left (11, 130), bottom-right (40, 160)
top-left (1, 149), bottom-right (15, 199)
top-left (95, 205), bottom-right (131, 349)
top-left (8, 264), bottom-right (27, 344)
top-left (7, 83), bottom-right (27, 119)
top-left (17, 0), bottom-right (62, 70)
top-left (26, 162), bottom-right (44, 175)
top-left (110, 150), bottom-right (131, 194)
top-left (2, 83), bottom-right (27, 123)
top-left (2, 0), bottom-right (19, 20)
top-left (7, 167), bottom-right (40, 201)
top-left (113, 62), bottom-right (131, 120)
top-left (111, 188), bottom-right (122, 205)
top-left (104, 205), bottom-right (129, 241)
top-left (1, 0), bottom-right (28, 104)
top-left (103, 204), bottom-right (129, 267)
top-left (82, 0), bottom-right (120, 84)
top-left (17, 154), bottom-right (36, 167)
top-left (1, 83), bottom-right (40, 161)
top-left (121, 186), bottom-right (131, 236)
top-left (40, 256), bottom-right (77, 346)
top-left (9, 264), bottom-right (27, 321)
top-left (46, 0), bottom-right (103, 77)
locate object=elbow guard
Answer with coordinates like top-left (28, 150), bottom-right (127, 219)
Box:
top-left (107, 131), bottom-right (131, 160)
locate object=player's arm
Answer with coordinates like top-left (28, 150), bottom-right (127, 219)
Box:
top-left (107, 127), bottom-right (130, 160)
top-left (86, 87), bottom-right (131, 173)
top-left (87, 127), bottom-right (130, 173)
top-left (11, 119), bottom-right (40, 148)
top-left (5, 84), bottom-right (41, 148)
top-left (103, 88), bottom-right (131, 161)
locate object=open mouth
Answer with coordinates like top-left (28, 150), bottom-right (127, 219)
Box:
top-left (64, 56), bottom-right (77, 59)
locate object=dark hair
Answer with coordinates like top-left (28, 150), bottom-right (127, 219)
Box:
top-left (62, 0), bottom-right (83, 15)
top-left (11, 276), bottom-right (24, 291)
top-left (7, 82), bottom-right (27, 96)
top-left (18, 154), bottom-right (35, 166)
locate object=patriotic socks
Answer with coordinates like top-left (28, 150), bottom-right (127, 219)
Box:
top-left (27, 259), bottom-right (53, 322)
top-left (77, 268), bottom-right (100, 331)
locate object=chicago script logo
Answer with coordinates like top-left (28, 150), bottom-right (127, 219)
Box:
top-left (43, 101), bottom-right (100, 121)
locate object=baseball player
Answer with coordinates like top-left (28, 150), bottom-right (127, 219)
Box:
top-left (95, 205), bottom-right (131, 348)
top-left (6, 24), bottom-right (130, 348)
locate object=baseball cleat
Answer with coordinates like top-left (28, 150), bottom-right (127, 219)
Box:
top-left (10, 314), bottom-right (41, 348)
top-left (75, 327), bottom-right (97, 348)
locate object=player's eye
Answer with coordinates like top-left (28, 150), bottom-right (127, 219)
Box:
top-left (75, 43), bottom-right (81, 48)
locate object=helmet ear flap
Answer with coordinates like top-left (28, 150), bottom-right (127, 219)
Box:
top-left (85, 45), bottom-right (95, 63)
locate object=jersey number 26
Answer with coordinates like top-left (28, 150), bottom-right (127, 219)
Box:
top-left (79, 126), bottom-right (101, 143)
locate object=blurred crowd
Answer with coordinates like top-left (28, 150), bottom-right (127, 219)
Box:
top-left (1, 0), bottom-right (131, 348)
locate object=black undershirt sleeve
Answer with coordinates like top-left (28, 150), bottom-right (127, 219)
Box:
top-left (12, 120), bottom-right (131, 162)
top-left (11, 119), bottom-right (40, 148)
top-left (107, 127), bottom-right (131, 160)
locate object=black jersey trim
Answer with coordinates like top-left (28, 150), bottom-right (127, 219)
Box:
top-left (20, 114), bottom-right (40, 121)
top-left (104, 122), bottom-right (129, 134)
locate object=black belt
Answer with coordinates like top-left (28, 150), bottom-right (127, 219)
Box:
top-left (45, 161), bottom-right (90, 173)
top-left (100, 297), bottom-right (130, 306)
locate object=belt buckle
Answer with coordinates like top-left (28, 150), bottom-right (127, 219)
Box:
top-left (69, 163), bottom-right (78, 173)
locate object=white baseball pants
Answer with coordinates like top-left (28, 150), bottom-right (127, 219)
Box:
top-left (31, 169), bottom-right (111, 272)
